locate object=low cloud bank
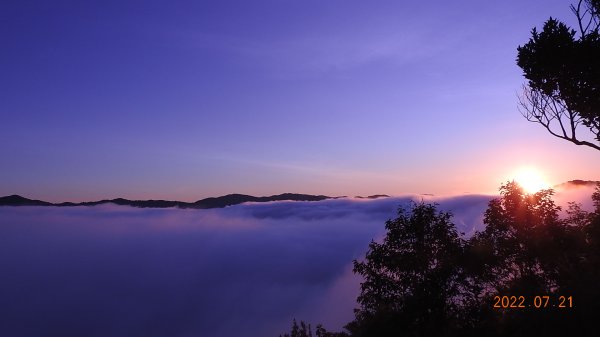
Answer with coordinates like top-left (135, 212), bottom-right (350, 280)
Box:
top-left (0, 189), bottom-right (594, 337)
top-left (554, 183), bottom-right (597, 213)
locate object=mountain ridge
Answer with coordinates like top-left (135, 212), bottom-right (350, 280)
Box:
top-left (554, 179), bottom-right (599, 189)
top-left (3, 180), bottom-right (595, 209)
top-left (0, 193), bottom-right (334, 209)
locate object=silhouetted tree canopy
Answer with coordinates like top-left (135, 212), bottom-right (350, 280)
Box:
top-left (467, 183), bottom-right (581, 336)
top-left (279, 320), bottom-right (349, 337)
top-left (471, 182), bottom-right (563, 295)
top-left (517, 0), bottom-right (600, 150)
top-left (347, 202), bottom-right (467, 337)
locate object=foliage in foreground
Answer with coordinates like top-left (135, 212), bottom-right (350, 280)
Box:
top-left (279, 182), bottom-right (600, 337)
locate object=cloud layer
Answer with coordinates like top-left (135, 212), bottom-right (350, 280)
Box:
top-left (0, 189), bottom-right (593, 337)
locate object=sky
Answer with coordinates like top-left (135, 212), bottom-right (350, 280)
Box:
top-left (2, 0), bottom-right (599, 202)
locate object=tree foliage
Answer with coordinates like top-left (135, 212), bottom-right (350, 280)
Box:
top-left (279, 320), bottom-right (349, 337)
top-left (471, 182), bottom-right (563, 294)
top-left (347, 202), bottom-right (466, 337)
top-left (517, 0), bottom-right (600, 150)
top-left (467, 183), bottom-right (581, 336)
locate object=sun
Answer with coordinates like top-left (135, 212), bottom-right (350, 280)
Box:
top-left (513, 167), bottom-right (550, 194)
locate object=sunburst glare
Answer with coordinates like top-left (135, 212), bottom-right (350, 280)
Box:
top-left (513, 167), bottom-right (550, 194)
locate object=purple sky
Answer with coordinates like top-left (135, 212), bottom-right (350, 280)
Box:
top-left (2, 0), bottom-right (599, 202)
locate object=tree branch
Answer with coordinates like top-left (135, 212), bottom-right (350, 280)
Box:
top-left (518, 86), bottom-right (600, 151)
top-left (571, 0), bottom-right (587, 37)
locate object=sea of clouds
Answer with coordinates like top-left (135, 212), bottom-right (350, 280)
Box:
top-left (0, 186), bottom-right (595, 337)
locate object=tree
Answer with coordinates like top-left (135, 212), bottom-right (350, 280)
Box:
top-left (279, 319), bottom-right (313, 337)
top-left (279, 320), bottom-right (349, 337)
top-left (348, 202), bottom-right (467, 337)
top-left (561, 183), bottom-right (600, 333)
top-left (517, 0), bottom-right (600, 151)
top-left (467, 182), bottom-right (600, 336)
top-left (471, 182), bottom-right (562, 292)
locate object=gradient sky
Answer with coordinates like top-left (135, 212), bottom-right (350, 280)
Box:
top-left (2, 0), bottom-right (599, 202)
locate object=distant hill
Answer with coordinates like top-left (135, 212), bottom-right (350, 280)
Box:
top-left (0, 193), bottom-right (332, 209)
top-left (354, 194), bottom-right (390, 199)
top-left (0, 195), bottom-right (53, 206)
top-left (554, 180), bottom-right (599, 189)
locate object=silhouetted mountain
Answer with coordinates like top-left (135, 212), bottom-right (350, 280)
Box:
top-left (554, 179), bottom-right (599, 189)
top-left (354, 194), bottom-right (390, 199)
top-left (193, 194), bottom-right (252, 208)
top-left (0, 193), bottom-right (332, 209)
top-left (0, 195), bottom-right (52, 206)
top-left (192, 193), bottom-right (331, 208)
top-left (74, 198), bottom-right (190, 208)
